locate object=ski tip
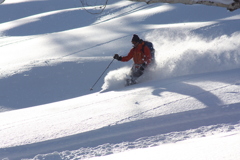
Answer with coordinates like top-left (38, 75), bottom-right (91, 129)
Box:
top-left (90, 88), bottom-right (93, 91)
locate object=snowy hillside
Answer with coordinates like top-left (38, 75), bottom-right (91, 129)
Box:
top-left (0, 0), bottom-right (240, 159)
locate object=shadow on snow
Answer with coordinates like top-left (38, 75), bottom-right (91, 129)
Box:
top-left (0, 59), bottom-right (117, 111)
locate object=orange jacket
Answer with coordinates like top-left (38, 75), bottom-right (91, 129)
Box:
top-left (121, 41), bottom-right (152, 65)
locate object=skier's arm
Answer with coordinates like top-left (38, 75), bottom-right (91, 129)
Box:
top-left (121, 49), bottom-right (134, 62)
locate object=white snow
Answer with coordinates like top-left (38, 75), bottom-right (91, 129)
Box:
top-left (90, 132), bottom-right (240, 160)
top-left (0, 0), bottom-right (240, 160)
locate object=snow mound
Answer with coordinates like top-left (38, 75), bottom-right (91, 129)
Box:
top-left (101, 66), bottom-right (130, 91)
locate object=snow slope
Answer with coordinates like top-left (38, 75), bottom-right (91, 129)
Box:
top-left (91, 132), bottom-right (240, 160)
top-left (0, 0), bottom-right (240, 159)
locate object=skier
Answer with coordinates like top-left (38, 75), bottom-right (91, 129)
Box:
top-left (113, 34), bottom-right (153, 85)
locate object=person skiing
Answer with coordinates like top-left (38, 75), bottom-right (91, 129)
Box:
top-left (113, 34), bottom-right (153, 85)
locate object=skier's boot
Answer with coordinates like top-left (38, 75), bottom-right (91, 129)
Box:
top-left (125, 76), bottom-right (137, 86)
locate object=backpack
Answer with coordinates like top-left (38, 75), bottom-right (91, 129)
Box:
top-left (142, 41), bottom-right (155, 60)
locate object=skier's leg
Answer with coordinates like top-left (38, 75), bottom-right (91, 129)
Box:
top-left (131, 65), bottom-right (144, 78)
top-left (126, 64), bottom-right (144, 85)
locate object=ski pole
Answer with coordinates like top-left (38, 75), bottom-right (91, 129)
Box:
top-left (90, 58), bottom-right (115, 91)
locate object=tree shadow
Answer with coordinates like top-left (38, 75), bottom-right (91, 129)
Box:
top-left (3, 9), bottom-right (93, 36)
top-left (192, 19), bottom-right (240, 38)
top-left (0, 0), bottom-right (80, 23)
top-left (2, 1), bottom-right (240, 36)
top-left (152, 81), bottom-right (222, 108)
top-left (150, 69), bottom-right (240, 109)
top-left (0, 59), bottom-right (118, 111)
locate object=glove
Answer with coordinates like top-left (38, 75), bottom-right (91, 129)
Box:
top-left (113, 54), bottom-right (122, 61)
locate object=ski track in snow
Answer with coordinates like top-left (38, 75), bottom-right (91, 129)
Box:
top-left (28, 124), bottom-right (240, 160)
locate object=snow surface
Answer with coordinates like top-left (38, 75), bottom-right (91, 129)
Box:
top-left (91, 132), bottom-right (240, 160)
top-left (0, 0), bottom-right (240, 159)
